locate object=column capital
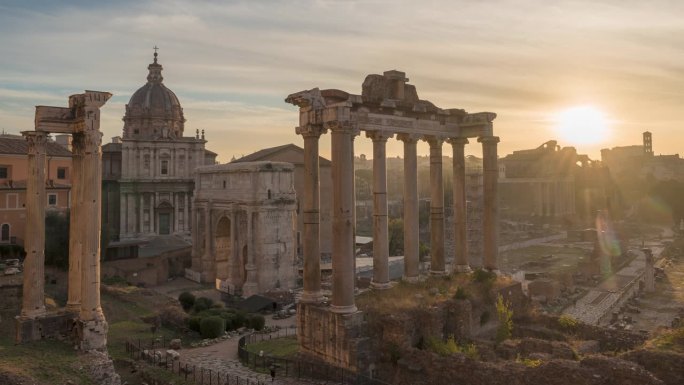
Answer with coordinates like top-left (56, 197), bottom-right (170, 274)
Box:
top-left (324, 120), bottom-right (358, 136)
top-left (446, 137), bottom-right (469, 146)
top-left (478, 135), bottom-right (500, 145)
top-left (22, 131), bottom-right (48, 155)
top-left (83, 129), bottom-right (103, 153)
top-left (365, 130), bottom-right (394, 142)
top-left (396, 133), bottom-right (421, 144)
top-left (424, 135), bottom-right (445, 147)
top-left (72, 132), bottom-right (86, 156)
top-left (296, 123), bottom-right (327, 138)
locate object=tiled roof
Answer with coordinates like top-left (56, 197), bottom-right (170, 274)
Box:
top-left (232, 143), bottom-right (331, 166)
top-left (0, 136), bottom-right (72, 157)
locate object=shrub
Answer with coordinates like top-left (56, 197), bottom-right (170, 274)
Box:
top-left (472, 269), bottom-right (496, 283)
top-left (200, 316), bottom-right (225, 339)
top-left (495, 294), bottom-right (513, 344)
top-left (558, 315), bottom-right (578, 332)
top-left (187, 316), bottom-right (202, 332)
top-left (193, 297), bottom-right (214, 313)
top-left (158, 305), bottom-right (188, 330)
top-left (516, 355), bottom-right (542, 367)
top-left (247, 314), bottom-right (266, 331)
top-left (178, 292), bottom-right (196, 312)
top-left (454, 287), bottom-right (468, 300)
top-left (232, 311), bottom-right (247, 328)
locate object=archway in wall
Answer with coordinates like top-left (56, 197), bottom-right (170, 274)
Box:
top-left (215, 217), bottom-right (231, 280)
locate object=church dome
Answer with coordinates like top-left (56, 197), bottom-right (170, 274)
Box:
top-left (122, 51), bottom-right (186, 139)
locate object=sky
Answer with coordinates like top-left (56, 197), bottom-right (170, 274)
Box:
top-left (1, 0), bottom-right (684, 162)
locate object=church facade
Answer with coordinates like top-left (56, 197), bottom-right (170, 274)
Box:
top-left (102, 52), bottom-right (216, 249)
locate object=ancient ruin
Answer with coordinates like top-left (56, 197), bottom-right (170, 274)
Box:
top-left (16, 91), bottom-right (111, 351)
top-left (186, 161), bottom-right (297, 296)
top-left (286, 70), bottom-right (498, 368)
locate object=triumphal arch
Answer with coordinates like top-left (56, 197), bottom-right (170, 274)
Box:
top-left (286, 71), bottom-right (499, 368)
top-left (16, 91), bottom-right (111, 351)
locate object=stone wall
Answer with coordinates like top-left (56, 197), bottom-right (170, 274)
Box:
top-left (0, 276), bottom-right (22, 319)
top-left (297, 303), bottom-right (367, 371)
top-left (103, 246), bottom-right (191, 287)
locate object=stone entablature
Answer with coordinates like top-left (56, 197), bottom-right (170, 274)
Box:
top-left (187, 162), bottom-right (297, 297)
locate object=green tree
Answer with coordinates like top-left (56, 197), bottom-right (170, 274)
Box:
top-left (45, 212), bottom-right (69, 269)
top-left (388, 218), bottom-right (404, 256)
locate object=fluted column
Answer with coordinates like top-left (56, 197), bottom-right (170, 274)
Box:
top-left (398, 134), bottom-right (420, 281)
top-left (367, 130), bottom-right (393, 289)
top-left (296, 124), bottom-right (327, 303)
top-left (328, 120), bottom-right (358, 313)
top-left (449, 137), bottom-right (470, 272)
top-left (66, 133), bottom-right (84, 312)
top-left (479, 136), bottom-right (500, 271)
top-left (427, 136), bottom-right (446, 275)
top-left (204, 202), bottom-right (213, 279)
top-left (20, 131), bottom-right (47, 319)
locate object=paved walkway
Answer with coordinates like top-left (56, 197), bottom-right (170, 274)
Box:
top-left (176, 317), bottom-right (341, 384)
top-left (563, 243), bottom-right (664, 325)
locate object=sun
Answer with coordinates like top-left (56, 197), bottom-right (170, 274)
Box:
top-left (554, 105), bottom-right (611, 145)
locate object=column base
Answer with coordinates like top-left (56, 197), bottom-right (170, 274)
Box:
top-left (402, 275), bottom-right (422, 283)
top-left (330, 304), bottom-right (358, 314)
top-left (241, 282), bottom-right (259, 298)
top-left (299, 290), bottom-right (326, 304)
top-left (430, 270), bottom-right (448, 276)
top-left (65, 302), bottom-right (80, 313)
top-left (370, 281), bottom-right (393, 290)
top-left (453, 264), bottom-right (472, 273)
top-left (19, 307), bottom-right (46, 320)
top-left (77, 318), bottom-right (109, 351)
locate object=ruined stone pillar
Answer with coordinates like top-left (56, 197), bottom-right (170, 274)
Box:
top-left (78, 128), bottom-right (108, 349)
top-left (367, 130), bottom-right (393, 289)
top-left (19, 131), bottom-right (47, 319)
top-left (66, 133), bottom-right (84, 312)
top-left (479, 136), bottom-right (500, 271)
top-left (243, 208), bottom-right (258, 297)
top-left (449, 137), bottom-right (470, 273)
top-left (399, 134), bottom-right (420, 281)
top-left (643, 248), bottom-right (655, 292)
top-left (328, 120), bottom-right (358, 313)
top-left (427, 136), bottom-right (446, 275)
top-left (297, 124), bottom-right (327, 303)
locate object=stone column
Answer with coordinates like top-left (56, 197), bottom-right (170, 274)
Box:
top-left (204, 203), bottom-right (212, 261)
top-left (19, 131), bottom-right (47, 319)
top-left (66, 133), bottom-right (84, 312)
top-left (367, 130), bottom-right (393, 289)
top-left (643, 248), bottom-right (655, 292)
top-left (449, 137), bottom-right (470, 272)
top-left (78, 128), bottom-right (108, 350)
top-left (427, 136), bottom-right (446, 275)
top-left (328, 120), bottom-right (358, 313)
top-left (398, 134), bottom-right (420, 281)
top-left (138, 194), bottom-right (144, 234)
top-left (296, 124), bottom-right (327, 303)
top-left (479, 136), bottom-right (500, 271)
top-left (243, 208), bottom-right (258, 296)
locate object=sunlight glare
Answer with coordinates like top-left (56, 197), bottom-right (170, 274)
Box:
top-left (554, 105), bottom-right (610, 145)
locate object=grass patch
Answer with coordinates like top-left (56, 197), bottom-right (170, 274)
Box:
top-left (649, 326), bottom-right (684, 353)
top-left (0, 320), bottom-right (93, 384)
top-left (244, 336), bottom-right (299, 358)
top-left (357, 273), bottom-right (512, 314)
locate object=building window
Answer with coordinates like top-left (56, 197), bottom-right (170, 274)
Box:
top-left (1, 224), bottom-right (9, 242)
top-left (144, 154), bottom-right (150, 170)
top-left (57, 167), bottom-right (68, 179)
top-left (161, 160), bottom-right (169, 175)
top-left (0, 166), bottom-right (9, 179)
top-left (48, 194), bottom-right (57, 206)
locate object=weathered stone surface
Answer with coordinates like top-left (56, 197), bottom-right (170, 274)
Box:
top-left (80, 350), bottom-right (121, 385)
top-left (169, 338), bottom-right (182, 350)
top-left (621, 349), bottom-right (684, 385)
